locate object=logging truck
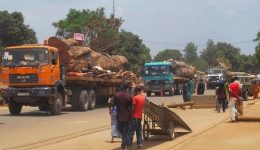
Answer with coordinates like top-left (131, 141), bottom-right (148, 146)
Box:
top-left (1, 44), bottom-right (130, 115)
top-left (143, 61), bottom-right (194, 96)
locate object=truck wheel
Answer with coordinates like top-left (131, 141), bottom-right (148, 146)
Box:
top-left (9, 99), bottom-right (22, 115)
top-left (169, 90), bottom-right (174, 96)
top-left (88, 90), bottom-right (96, 110)
top-left (50, 92), bottom-right (63, 115)
top-left (146, 91), bottom-right (151, 97)
top-left (243, 91), bottom-right (249, 101)
top-left (78, 90), bottom-right (89, 111)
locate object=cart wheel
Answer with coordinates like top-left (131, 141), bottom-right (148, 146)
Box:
top-left (168, 121), bottom-right (175, 140)
top-left (143, 121), bottom-right (150, 140)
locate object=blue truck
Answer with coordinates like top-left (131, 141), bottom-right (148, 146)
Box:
top-left (143, 62), bottom-right (174, 96)
top-left (143, 61), bottom-right (195, 96)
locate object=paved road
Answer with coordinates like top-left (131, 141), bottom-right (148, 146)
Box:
top-left (0, 90), bottom-right (198, 149)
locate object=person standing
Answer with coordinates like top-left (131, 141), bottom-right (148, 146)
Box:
top-left (252, 81), bottom-right (259, 100)
top-left (127, 86), bottom-right (145, 150)
top-left (216, 81), bottom-right (226, 112)
top-left (229, 77), bottom-right (242, 122)
top-left (108, 94), bottom-right (121, 143)
top-left (182, 83), bottom-right (188, 102)
top-left (197, 79), bottom-right (205, 95)
top-left (224, 79), bottom-right (230, 109)
top-left (113, 83), bottom-right (132, 150)
top-left (186, 78), bottom-right (194, 101)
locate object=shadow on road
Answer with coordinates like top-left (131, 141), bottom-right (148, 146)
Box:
top-left (0, 110), bottom-right (68, 117)
top-left (111, 133), bottom-right (190, 150)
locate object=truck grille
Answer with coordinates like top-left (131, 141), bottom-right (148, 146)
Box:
top-left (148, 80), bottom-right (165, 86)
top-left (9, 74), bottom-right (38, 83)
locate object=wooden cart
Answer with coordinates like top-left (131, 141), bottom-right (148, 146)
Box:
top-left (143, 100), bottom-right (192, 140)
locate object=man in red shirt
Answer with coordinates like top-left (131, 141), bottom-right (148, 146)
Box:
top-left (229, 76), bottom-right (242, 122)
top-left (126, 86), bottom-right (145, 150)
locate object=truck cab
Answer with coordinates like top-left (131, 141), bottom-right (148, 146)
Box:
top-left (143, 62), bottom-right (174, 96)
top-left (1, 45), bottom-right (66, 115)
top-left (207, 67), bottom-right (227, 89)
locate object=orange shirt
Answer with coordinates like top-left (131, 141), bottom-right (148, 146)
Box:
top-left (132, 94), bottom-right (145, 119)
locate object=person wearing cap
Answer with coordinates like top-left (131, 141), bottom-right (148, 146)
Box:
top-left (126, 86), bottom-right (145, 150)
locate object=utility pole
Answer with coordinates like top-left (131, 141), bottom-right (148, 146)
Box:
top-left (113, 0), bottom-right (115, 18)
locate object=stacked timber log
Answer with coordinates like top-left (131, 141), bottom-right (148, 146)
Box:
top-left (167, 59), bottom-right (195, 78)
top-left (47, 37), bottom-right (136, 82)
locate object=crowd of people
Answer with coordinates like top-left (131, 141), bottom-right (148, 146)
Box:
top-left (108, 83), bottom-right (145, 150)
top-left (183, 76), bottom-right (259, 122)
top-left (108, 77), bottom-right (259, 150)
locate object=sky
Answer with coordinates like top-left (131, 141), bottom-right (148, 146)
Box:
top-left (1, 0), bottom-right (259, 57)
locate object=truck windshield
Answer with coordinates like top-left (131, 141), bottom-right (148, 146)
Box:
top-left (144, 65), bottom-right (171, 76)
top-left (2, 48), bottom-right (49, 67)
top-left (209, 69), bottom-right (222, 74)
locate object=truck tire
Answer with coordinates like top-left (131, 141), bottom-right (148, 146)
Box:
top-left (9, 99), bottom-right (22, 115)
top-left (50, 92), bottom-right (63, 115)
top-left (146, 91), bottom-right (151, 97)
top-left (243, 90), bottom-right (249, 101)
top-left (169, 90), bottom-right (174, 96)
top-left (88, 90), bottom-right (96, 110)
top-left (78, 90), bottom-right (89, 111)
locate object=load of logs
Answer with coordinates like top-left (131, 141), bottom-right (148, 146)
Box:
top-left (47, 37), bottom-right (137, 82)
top-left (167, 59), bottom-right (195, 79)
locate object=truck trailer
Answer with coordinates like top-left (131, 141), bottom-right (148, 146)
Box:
top-left (1, 44), bottom-right (130, 115)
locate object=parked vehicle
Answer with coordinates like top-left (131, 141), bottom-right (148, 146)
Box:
top-left (1, 44), bottom-right (129, 115)
top-left (143, 61), bottom-right (194, 96)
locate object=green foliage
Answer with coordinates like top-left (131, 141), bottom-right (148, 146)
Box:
top-left (215, 42), bottom-right (241, 70)
top-left (254, 31), bottom-right (260, 63)
top-left (114, 30), bottom-right (151, 74)
top-left (183, 42), bottom-right (198, 65)
top-left (0, 10), bottom-right (37, 47)
top-left (53, 8), bottom-right (123, 53)
top-left (194, 57), bottom-right (209, 72)
top-left (153, 49), bottom-right (182, 62)
top-left (201, 39), bottom-right (217, 67)
top-left (239, 54), bottom-right (255, 72)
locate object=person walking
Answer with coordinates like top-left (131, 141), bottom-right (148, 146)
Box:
top-left (108, 94), bottom-right (121, 143)
top-left (229, 76), bottom-right (242, 122)
top-left (252, 81), bottom-right (259, 100)
top-left (216, 81), bottom-right (226, 112)
top-left (182, 83), bottom-right (188, 102)
top-left (186, 78), bottom-right (194, 102)
top-left (197, 79), bottom-right (205, 95)
top-left (224, 79), bottom-right (230, 109)
top-left (127, 86), bottom-right (145, 150)
top-left (113, 83), bottom-right (132, 150)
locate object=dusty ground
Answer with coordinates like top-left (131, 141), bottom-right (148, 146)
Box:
top-left (35, 100), bottom-right (260, 150)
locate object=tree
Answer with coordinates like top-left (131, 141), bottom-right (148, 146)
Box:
top-left (53, 8), bottom-right (123, 53)
top-left (153, 49), bottom-right (182, 62)
top-left (183, 42), bottom-right (198, 65)
top-left (201, 39), bottom-right (217, 67)
top-left (254, 31), bottom-right (260, 63)
top-left (215, 42), bottom-right (241, 70)
top-left (0, 10), bottom-right (37, 47)
top-left (194, 57), bottom-right (209, 72)
top-left (114, 30), bottom-right (151, 74)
